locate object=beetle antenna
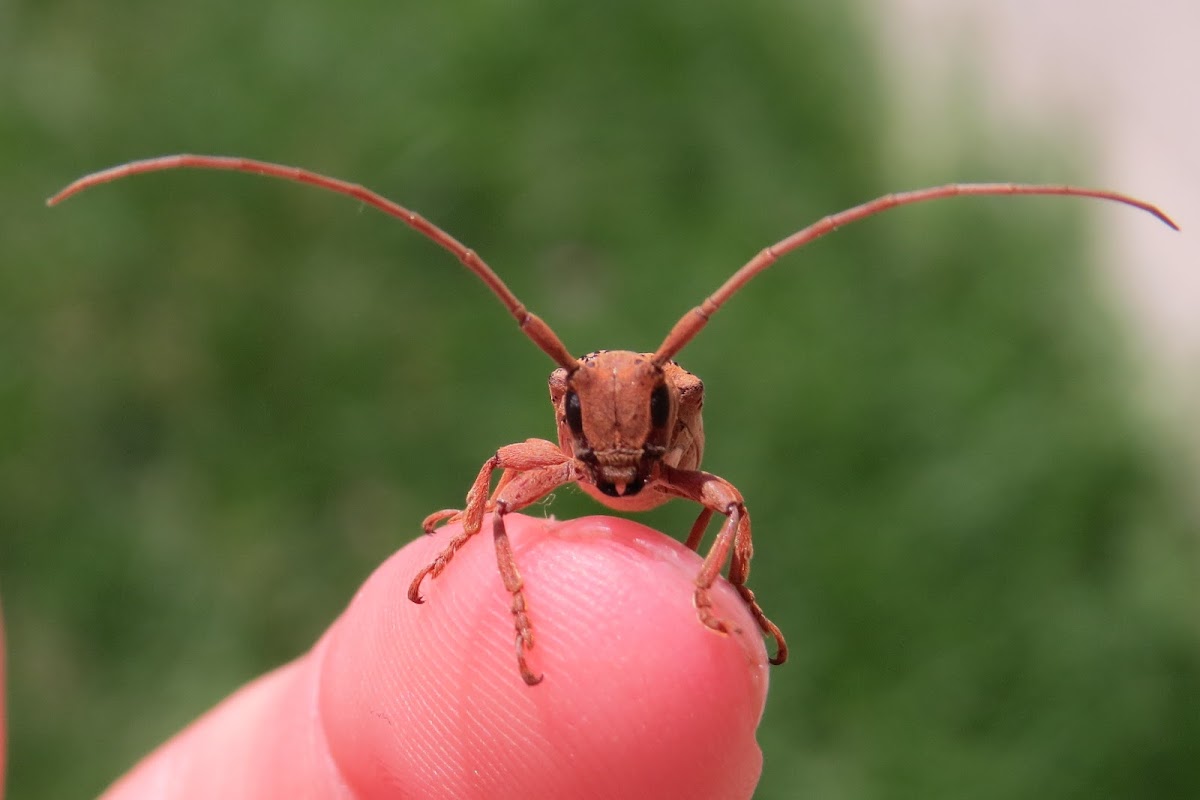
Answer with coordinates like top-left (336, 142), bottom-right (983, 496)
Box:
top-left (653, 183), bottom-right (1178, 364)
top-left (48, 155), bottom-right (579, 370)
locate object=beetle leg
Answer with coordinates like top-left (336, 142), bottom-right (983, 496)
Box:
top-left (487, 459), bottom-right (580, 685)
top-left (491, 501), bottom-right (541, 685)
top-left (727, 511), bottom-right (787, 665)
top-left (408, 439), bottom-right (567, 604)
top-left (693, 502), bottom-right (741, 635)
top-left (420, 469), bottom-right (519, 534)
top-left (661, 466), bottom-right (788, 664)
top-left (683, 507), bottom-right (714, 551)
top-left (421, 508), bottom-right (461, 534)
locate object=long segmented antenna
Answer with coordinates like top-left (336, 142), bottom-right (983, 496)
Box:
top-left (653, 184), bottom-right (1178, 364)
top-left (47, 155), bottom-right (579, 370)
top-left (50, 157), bottom-right (1177, 371)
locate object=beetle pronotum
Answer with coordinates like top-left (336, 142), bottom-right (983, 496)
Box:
top-left (49, 155), bottom-right (1177, 684)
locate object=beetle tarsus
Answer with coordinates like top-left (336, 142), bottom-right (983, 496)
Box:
top-left (734, 583), bottom-right (788, 664)
top-left (516, 634), bottom-right (543, 686)
top-left (406, 568), bottom-right (430, 604)
top-left (409, 522), bottom-right (481, 604)
top-left (693, 586), bottom-right (733, 635)
top-left (422, 508), bottom-right (461, 534)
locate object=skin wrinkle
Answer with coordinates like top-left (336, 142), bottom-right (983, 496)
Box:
top-left (395, 554), bottom-right (477, 796)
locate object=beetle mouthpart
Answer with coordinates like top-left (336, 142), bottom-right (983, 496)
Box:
top-left (596, 476), bottom-right (646, 498)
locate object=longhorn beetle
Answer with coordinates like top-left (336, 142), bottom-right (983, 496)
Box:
top-left (49, 156), bottom-right (1177, 685)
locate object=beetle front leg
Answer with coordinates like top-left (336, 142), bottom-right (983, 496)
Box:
top-left (727, 517), bottom-right (788, 665)
top-left (491, 500), bottom-right (541, 685)
top-left (409, 442), bottom-right (579, 685)
top-left (692, 502), bottom-right (742, 635)
top-left (664, 466), bottom-right (788, 664)
top-left (485, 459), bottom-right (581, 685)
top-left (407, 439), bottom-right (566, 604)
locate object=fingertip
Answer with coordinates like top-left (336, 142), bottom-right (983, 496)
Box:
top-left (319, 513), bottom-right (770, 799)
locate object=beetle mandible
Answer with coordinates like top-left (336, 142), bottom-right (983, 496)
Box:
top-left (49, 155), bottom-right (1177, 685)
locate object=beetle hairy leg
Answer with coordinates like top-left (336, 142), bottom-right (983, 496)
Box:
top-left (492, 503), bottom-right (542, 685)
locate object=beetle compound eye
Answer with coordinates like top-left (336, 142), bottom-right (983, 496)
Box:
top-left (650, 384), bottom-right (670, 428)
top-left (565, 390), bottom-right (584, 434)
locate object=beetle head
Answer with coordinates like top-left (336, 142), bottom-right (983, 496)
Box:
top-left (549, 350), bottom-right (677, 498)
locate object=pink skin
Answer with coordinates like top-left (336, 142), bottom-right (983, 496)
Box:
top-left (1, 514), bottom-right (770, 799)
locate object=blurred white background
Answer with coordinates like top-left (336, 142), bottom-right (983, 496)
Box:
top-left (879, 0), bottom-right (1197, 402)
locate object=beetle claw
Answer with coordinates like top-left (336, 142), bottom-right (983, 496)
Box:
top-left (516, 636), bottom-right (543, 686)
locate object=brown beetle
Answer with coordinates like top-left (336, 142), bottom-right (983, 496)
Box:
top-left (50, 155), bottom-right (1177, 684)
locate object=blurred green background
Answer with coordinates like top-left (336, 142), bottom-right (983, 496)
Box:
top-left (2, 0), bottom-right (1198, 797)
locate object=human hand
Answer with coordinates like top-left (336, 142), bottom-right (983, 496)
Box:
top-left (48, 513), bottom-right (769, 799)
